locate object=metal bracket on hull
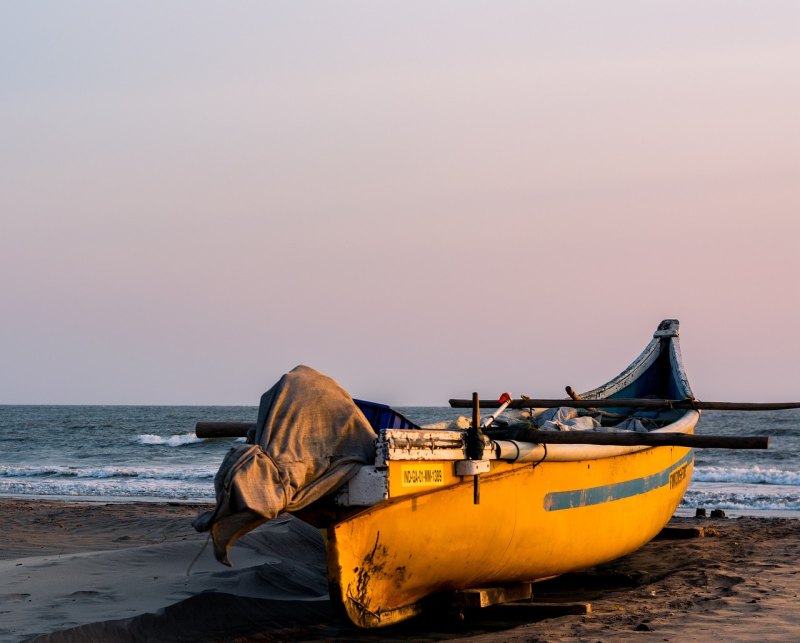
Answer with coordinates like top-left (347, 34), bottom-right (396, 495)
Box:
top-left (455, 459), bottom-right (491, 476)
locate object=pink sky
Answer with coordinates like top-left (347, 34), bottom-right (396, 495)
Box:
top-left (2, 2), bottom-right (799, 405)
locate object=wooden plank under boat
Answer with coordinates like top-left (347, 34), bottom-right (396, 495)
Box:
top-left (325, 319), bottom-right (699, 627)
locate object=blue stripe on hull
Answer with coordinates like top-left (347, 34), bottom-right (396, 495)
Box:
top-left (543, 449), bottom-right (694, 512)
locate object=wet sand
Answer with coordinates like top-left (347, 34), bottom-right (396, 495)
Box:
top-left (2, 498), bottom-right (799, 642)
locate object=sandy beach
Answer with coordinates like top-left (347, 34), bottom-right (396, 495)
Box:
top-left (3, 499), bottom-right (800, 642)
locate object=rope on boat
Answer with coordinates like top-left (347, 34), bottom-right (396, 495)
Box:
top-left (532, 442), bottom-right (547, 470)
top-left (186, 532), bottom-right (212, 576)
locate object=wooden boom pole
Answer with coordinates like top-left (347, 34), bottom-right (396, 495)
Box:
top-left (449, 398), bottom-right (800, 411)
top-left (195, 421), bottom-right (253, 438)
top-left (490, 431), bottom-right (769, 450)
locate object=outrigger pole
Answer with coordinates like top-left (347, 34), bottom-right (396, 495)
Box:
top-left (196, 421), bottom-right (769, 449)
top-left (489, 431), bottom-right (769, 451)
top-left (450, 397), bottom-right (800, 411)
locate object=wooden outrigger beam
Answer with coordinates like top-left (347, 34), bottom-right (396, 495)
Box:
top-left (490, 431), bottom-right (769, 450)
top-left (196, 421), bottom-right (253, 438)
top-left (196, 422), bottom-right (768, 449)
top-left (450, 398), bottom-right (800, 411)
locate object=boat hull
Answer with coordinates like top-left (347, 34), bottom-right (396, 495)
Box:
top-left (327, 439), bottom-right (695, 628)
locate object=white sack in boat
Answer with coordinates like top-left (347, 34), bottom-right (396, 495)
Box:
top-left (536, 406), bottom-right (601, 431)
top-left (194, 365), bottom-right (377, 565)
top-left (609, 417), bottom-right (650, 432)
top-left (447, 416), bottom-right (473, 430)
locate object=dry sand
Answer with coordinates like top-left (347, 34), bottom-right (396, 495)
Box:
top-left (2, 499), bottom-right (799, 642)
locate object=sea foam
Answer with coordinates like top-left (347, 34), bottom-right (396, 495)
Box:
top-left (136, 433), bottom-right (203, 447)
top-left (683, 486), bottom-right (800, 512)
top-left (693, 466), bottom-right (800, 486)
top-left (0, 477), bottom-right (214, 499)
top-left (0, 464), bottom-right (214, 480)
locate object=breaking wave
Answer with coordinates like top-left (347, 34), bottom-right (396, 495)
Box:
top-left (693, 466), bottom-right (800, 486)
top-left (0, 477), bottom-right (214, 500)
top-left (0, 464), bottom-right (214, 480)
top-left (0, 462), bottom-right (216, 500)
top-left (682, 486), bottom-right (800, 512)
top-left (136, 433), bottom-right (203, 447)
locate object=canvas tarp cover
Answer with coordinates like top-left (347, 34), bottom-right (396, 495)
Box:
top-left (194, 365), bottom-right (377, 564)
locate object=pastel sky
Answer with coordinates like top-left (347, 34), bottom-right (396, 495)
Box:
top-left (2, 2), bottom-right (799, 405)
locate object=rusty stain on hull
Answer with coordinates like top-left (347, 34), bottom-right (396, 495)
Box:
top-left (349, 531), bottom-right (389, 619)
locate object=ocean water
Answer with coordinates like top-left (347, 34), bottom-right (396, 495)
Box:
top-left (1, 405), bottom-right (798, 516)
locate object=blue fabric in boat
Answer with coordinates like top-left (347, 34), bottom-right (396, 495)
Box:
top-left (353, 399), bottom-right (420, 431)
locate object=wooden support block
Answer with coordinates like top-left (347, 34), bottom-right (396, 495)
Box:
top-left (655, 526), bottom-right (706, 539)
top-left (494, 601), bottom-right (592, 618)
top-left (452, 583), bottom-right (533, 609)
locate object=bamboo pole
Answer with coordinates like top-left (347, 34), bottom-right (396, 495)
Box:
top-left (491, 432), bottom-right (768, 450)
top-left (469, 392), bottom-right (481, 504)
top-left (195, 422), bottom-right (253, 438)
top-left (449, 398), bottom-right (800, 411)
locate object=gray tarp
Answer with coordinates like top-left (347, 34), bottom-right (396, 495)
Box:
top-left (194, 365), bottom-right (377, 565)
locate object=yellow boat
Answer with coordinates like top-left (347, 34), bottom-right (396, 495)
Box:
top-left (197, 319), bottom-right (741, 629)
top-left (325, 318), bottom-right (698, 627)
